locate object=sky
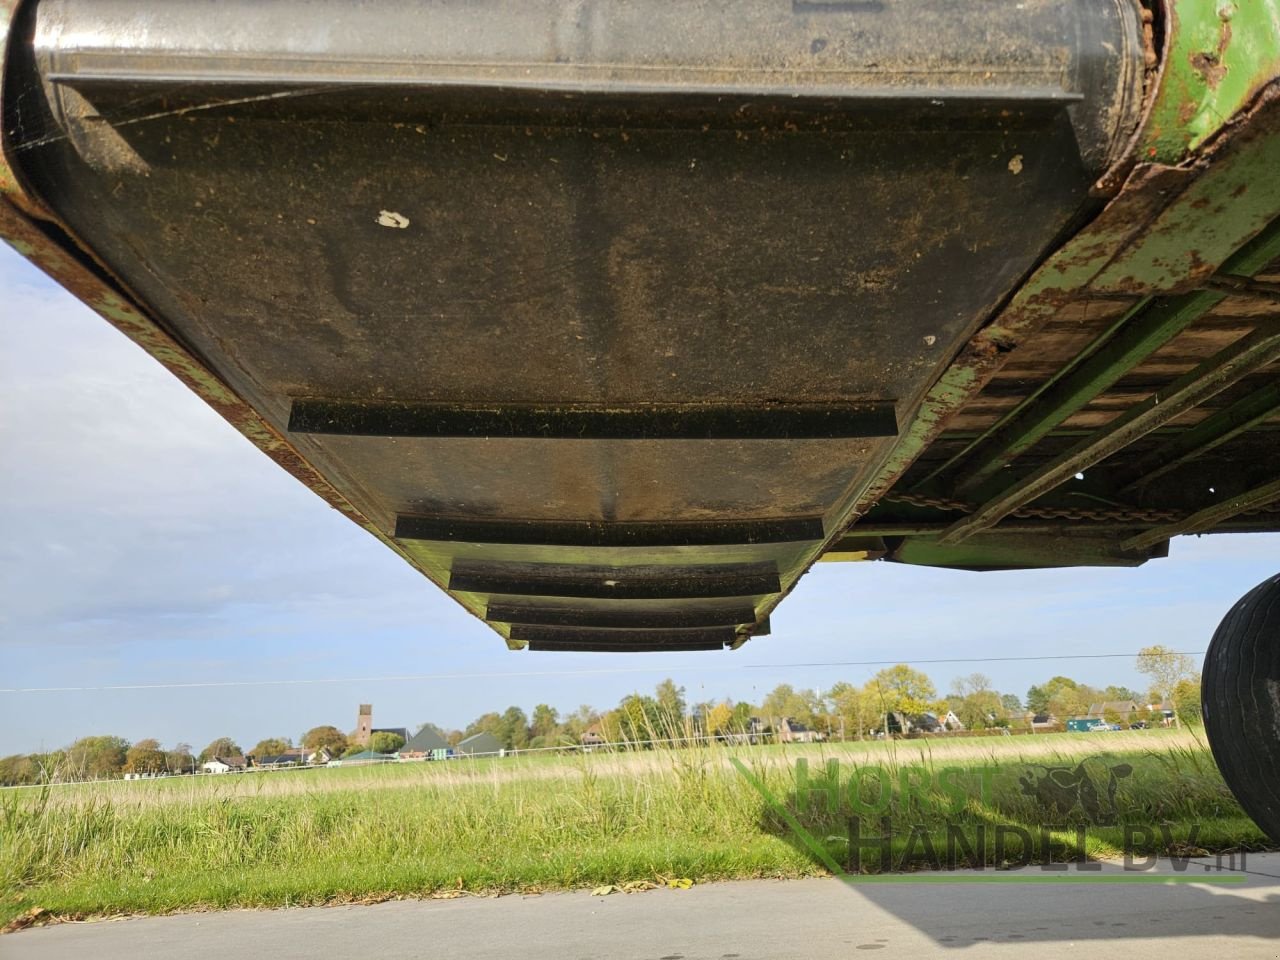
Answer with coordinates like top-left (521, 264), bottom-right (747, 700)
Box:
top-left (2, 241), bottom-right (1278, 758)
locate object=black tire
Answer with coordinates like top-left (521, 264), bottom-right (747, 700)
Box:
top-left (1202, 573), bottom-right (1280, 842)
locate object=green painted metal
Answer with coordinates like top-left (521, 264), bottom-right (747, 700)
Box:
top-left (939, 322), bottom-right (1280, 543)
top-left (1115, 380), bottom-right (1280, 491)
top-left (1121, 476), bottom-right (1280, 551)
top-left (1093, 114), bottom-right (1280, 292)
top-left (951, 293), bottom-right (1209, 494)
top-left (936, 218), bottom-right (1280, 495)
top-left (827, 167), bottom-right (1194, 531)
top-left (914, 298), bottom-right (1150, 491)
top-left (1143, 0), bottom-right (1280, 162)
top-left (841, 517), bottom-right (1280, 538)
top-left (843, 70), bottom-right (1280, 541)
top-left (889, 532), bottom-right (1159, 571)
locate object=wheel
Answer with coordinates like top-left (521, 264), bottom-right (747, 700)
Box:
top-left (1202, 573), bottom-right (1280, 842)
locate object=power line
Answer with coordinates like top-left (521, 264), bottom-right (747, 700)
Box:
top-left (747, 652), bottom-right (1206, 668)
top-left (0, 651), bottom-right (1206, 694)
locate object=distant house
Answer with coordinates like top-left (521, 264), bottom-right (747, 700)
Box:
top-left (942, 709), bottom-right (966, 731)
top-left (255, 752), bottom-right (304, 769)
top-left (304, 747), bottom-right (333, 765)
top-left (1027, 713), bottom-right (1060, 732)
top-left (456, 732), bottom-right (503, 757)
top-left (1087, 700), bottom-right (1140, 719)
top-left (202, 755), bottom-right (246, 774)
top-left (881, 712), bottom-right (940, 736)
top-left (581, 724), bottom-right (607, 748)
top-left (400, 726), bottom-right (452, 760)
top-left (1149, 703), bottom-right (1176, 726)
top-left (778, 718), bottom-right (820, 743)
top-left (912, 713), bottom-right (944, 734)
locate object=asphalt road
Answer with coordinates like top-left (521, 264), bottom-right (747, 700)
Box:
top-left (8, 855), bottom-right (1279, 959)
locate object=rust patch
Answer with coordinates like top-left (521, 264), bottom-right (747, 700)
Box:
top-left (1183, 249), bottom-right (1214, 284)
top-left (1189, 50), bottom-right (1225, 88)
top-left (1189, 21), bottom-right (1231, 89)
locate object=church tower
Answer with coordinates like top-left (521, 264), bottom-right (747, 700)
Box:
top-left (355, 703), bottom-right (373, 746)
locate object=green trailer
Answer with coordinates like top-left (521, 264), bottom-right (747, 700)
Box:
top-left (2, 0), bottom-right (1279, 836)
top-left (1066, 718), bottom-right (1108, 733)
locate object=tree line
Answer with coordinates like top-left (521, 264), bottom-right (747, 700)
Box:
top-left (0, 646), bottom-right (1200, 786)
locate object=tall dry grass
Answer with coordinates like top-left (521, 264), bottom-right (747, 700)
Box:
top-left (0, 728), bottom-right (1264, 924)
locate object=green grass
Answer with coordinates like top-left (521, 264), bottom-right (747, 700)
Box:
top-left (0, 729), bottom-right (1269, 926)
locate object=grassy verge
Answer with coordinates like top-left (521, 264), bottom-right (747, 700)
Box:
top-left (1, 729), bottom-right (1269, 926)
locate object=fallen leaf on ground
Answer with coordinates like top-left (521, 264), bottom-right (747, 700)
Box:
top-left (2, 907), bottom-right (48, 934)
top-left (665, 878), bottom-right (693, 889)
top-left (591, 885), bottom-right (620, 896)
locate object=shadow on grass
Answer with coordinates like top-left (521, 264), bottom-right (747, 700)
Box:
top-left (742, 752), bottom-right (1269, 880)
top-left (732, 746), bottom-right (1279, 946)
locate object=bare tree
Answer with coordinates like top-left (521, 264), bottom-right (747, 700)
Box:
top-left (1136, 645), bottom-right (1197, 728)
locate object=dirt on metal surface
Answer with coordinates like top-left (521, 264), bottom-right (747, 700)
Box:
top-left (3, 0), bottom-right (1280, 647)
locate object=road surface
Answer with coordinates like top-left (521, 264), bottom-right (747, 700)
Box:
top-left (7, 855), bottom-right (1279, 959)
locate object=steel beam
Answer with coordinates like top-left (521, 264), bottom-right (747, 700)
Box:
top-left (934, 221), bottom-right (1280, 495)
top-left (1115, 380), bottom-right (1280, 491)
top-left (937, 323), bottom-right (1280, 543)
top-left (509, 624), bottom-right (737, 649)
top-left (945, 294), bottom-right (1213, 493)
top-left (524, 639), bottom-right (728, 653)
top-left (290, 399), bottom-right (898, 441)
top-left (888, 531), bottom-right (1164, 570)
top-left (836, 517), bottom-right (1280, 538)
top-left (1205, 274), bottom-right (1280, 305)
top-left (395, 515), bottom-right (824, 548)
top-left (858, 96), bottom-right (1280, 549)
top-left (449, 560), bottom-right (781, 600)
top-left (485, 600), bottom-right (760, 629)
top-left (1121, 477), bottom-right (1280, 552)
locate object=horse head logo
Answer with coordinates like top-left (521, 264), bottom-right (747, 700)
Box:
top-left (1017, 758), bottom-right (1133, 824)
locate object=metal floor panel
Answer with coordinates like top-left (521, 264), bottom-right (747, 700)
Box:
top-left (1, 0), bottom-right (1147, 649)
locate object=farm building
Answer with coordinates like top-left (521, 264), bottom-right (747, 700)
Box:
top-left (1087, 700), bottom-right (1141, 720)
top-left (455, 732), bottom-right (503, 757)
top-left (254, 752), bottom-right (304, 769)
top-left (778, 718), bottom-right (820, 743)
top-left (201, 755), bottom-right (246, 774)
top-left (400, 726), bottom-right (452, 759)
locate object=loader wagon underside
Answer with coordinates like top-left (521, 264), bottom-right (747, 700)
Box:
top-left (3, 0), bottom-right (1280, 652)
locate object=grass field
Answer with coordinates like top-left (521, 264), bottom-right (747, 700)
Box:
top-left (1, 729), bottom-right (1270, 927)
